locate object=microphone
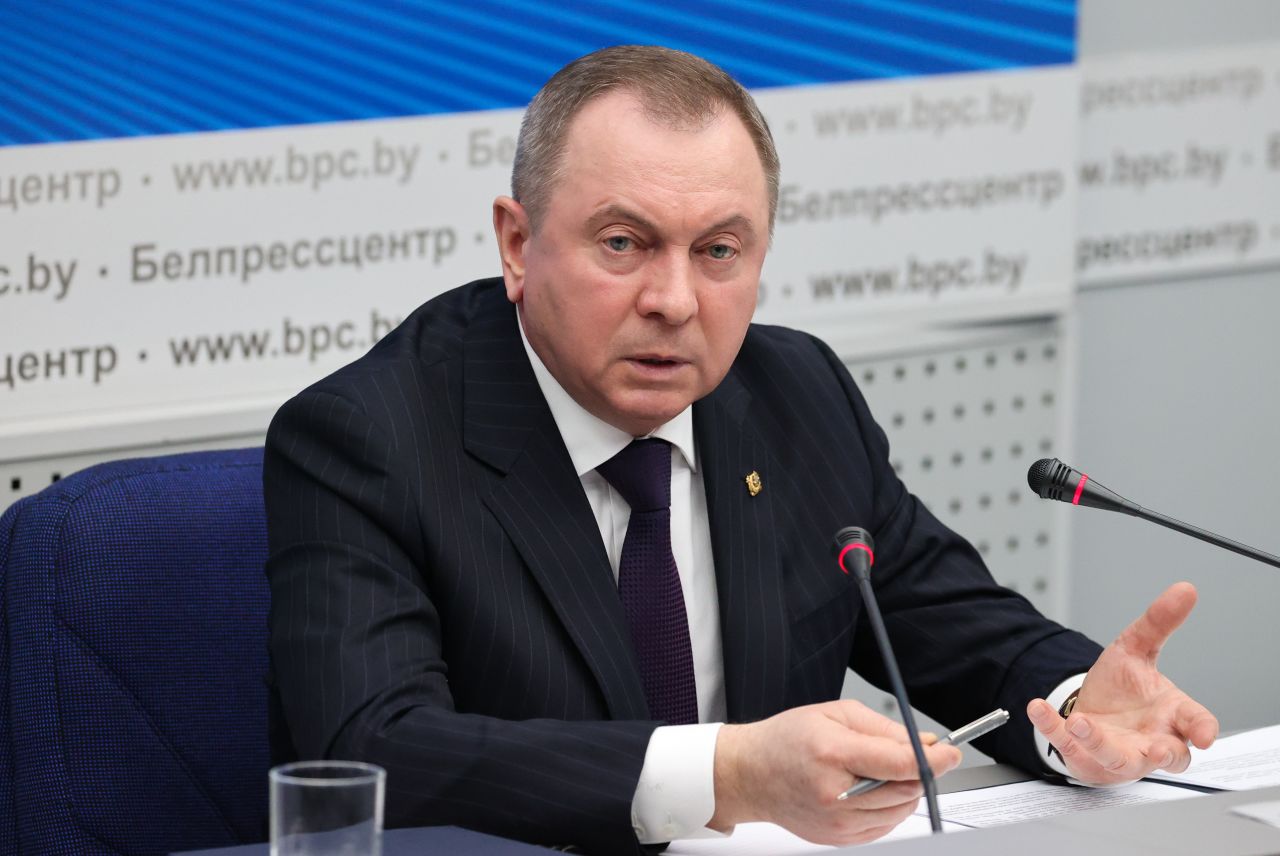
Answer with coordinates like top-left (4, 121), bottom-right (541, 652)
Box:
top-left (832, 527), bottom-right (943, 833)
top-left (1028, 458), bottom-right (1280, 569)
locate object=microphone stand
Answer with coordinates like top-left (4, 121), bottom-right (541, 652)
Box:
top-left (1126, 505), bottom-right (1280, 569)
top-left (1028, 458), bottom-right (1280, 569)
top-left (853, 570), bottom-right (944, 833)
top-left (835, 528), bottom-right (943, 833)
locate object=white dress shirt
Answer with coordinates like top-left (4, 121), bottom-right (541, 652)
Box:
top-left (517, 318), bottom-right (726, 843)
top-left (518, 314), bottom-right (1086, 842)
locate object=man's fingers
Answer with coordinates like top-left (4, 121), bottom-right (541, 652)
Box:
top-left (813, 793), bottom-right (922, 847)
top-left (844, 824), bottom-right (899, 848)
top-left (1030, 698), bottom-right (1192, 781)
top-left (1028, 699), bottom-right (1097, 773)
top-left (926, 741), bottom-right (964, 776)
top-left (834, 733), bottom-right (961, 783)
top-left (834, 805), bottom-right (919, 848)
top-left (834, 733), bottom-right (919, 782)
top-left (1146, 736), bottom-right (1192, 774)
top-left (853, 800), bottom-right (920, 839)
top-left (1061, 712), bottom-right (1142, 774)
top-left (1174, 698), bottom-right (1220, 749)
top-left (843, 780), bottom-right (924, 811)
top-left (1028, 698), bottom-right (1077, 756)
top-left (1117, 582), bottom-right (1197, 661)
top-left (826, 699), bottom-right (910, 741)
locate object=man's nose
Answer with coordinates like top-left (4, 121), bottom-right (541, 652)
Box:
top-left (637, 253), bottom-right (698, 325)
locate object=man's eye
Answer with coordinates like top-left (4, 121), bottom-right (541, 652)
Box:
top-left (605, 235), bottom-right (633, 252)
top-left (706, 243), bottom-right (737, 260)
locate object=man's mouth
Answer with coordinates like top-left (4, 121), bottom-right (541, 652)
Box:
top-left (627, 355), bottom-right (688, 374)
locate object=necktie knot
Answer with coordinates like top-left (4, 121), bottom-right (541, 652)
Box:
top-left (596, 439), bottom-right (671, 513)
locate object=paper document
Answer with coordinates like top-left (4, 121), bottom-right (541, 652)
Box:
top-left (667, 808), bottom-right (967, 854)
top-left (1147, 723), bottom-right (1280, 791)
top-left (928, 778), bottom-right (1198, 828)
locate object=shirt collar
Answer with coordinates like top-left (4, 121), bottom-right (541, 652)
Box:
top-left (518, 309), bottom-right (697, 477)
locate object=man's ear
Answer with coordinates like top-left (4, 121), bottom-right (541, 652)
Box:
top-left (493, 196), bottom-right (531, 304)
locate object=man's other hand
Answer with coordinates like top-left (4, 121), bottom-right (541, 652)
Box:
top-left (707, 700), bottom-right (962, 846)
top-left (1027, 581), bottom-right (1219, 785)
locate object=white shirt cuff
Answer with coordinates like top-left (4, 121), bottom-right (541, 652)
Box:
top-left (631, 723), bottom-right (725, 844)
top-left (1034, 673), bottom-right (1087, 778)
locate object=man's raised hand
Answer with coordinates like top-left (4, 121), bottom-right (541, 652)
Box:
top-left (1028, 582), bottom-right (1219, 785)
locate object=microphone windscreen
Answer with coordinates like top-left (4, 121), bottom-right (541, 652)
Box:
top-left (833, 526), bottom-right (875, 554)
top-left (1027, 458), bottom-right (1058, 495)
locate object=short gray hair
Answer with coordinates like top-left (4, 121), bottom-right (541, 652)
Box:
top-left (511, 45), bottom-right (780, 232)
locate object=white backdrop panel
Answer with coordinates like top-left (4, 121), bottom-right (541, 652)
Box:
top-left (756, 65), bottom-right (1077, 334)
top-left (1077, 40), bottom-right (1280, 285)
top-left (1, 65), bottom-right (1078, 464)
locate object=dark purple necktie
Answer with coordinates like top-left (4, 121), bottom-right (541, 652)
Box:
top-left (597, 439), bottom-right (698, 725)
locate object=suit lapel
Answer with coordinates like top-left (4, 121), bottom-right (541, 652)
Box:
top-left (695, 372), bottom-right (789, 723)
top-left (462, 294), bottom-right (649, 721)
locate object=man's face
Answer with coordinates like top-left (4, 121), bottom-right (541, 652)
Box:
top-left (494, 90), bottom-right (769, 437)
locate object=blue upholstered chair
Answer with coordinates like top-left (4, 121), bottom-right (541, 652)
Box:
top-left (0, 448), bottom-right (271, 855)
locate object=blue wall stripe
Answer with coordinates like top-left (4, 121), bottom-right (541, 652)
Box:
top-left (582, 0), bottom-right (916, 80)
top-left (479, 3), bottom-right (835, 86)
top-left (986, 0), bottom-right (1076, 17)
top-left (817, 1), bottom-right (1069, 68)
top-left (337, 0), bottom-right (591, 74)
top-left (698, 0), bottom-right (1019, 71)
top-left (9, 9), bottom-right (238, 133)
top-left (0, 86), bottom-right (99, 145)
top-left (838, 0), bottom-right (1074, 53)
top-left (0, 0), bottom-right (1076, 146)
top-left (257, 4), bottom-right (550, 103)
top-left (316, 1), bottom-right (568, 83)
top-left (51, 4), bottom-right (321, 128)
top-left (0, 39), bottom-right (108, 142)
top-left (0, 34), bottom-right (155, 139)
top-left (0, 91), bottom-right (66, 144)
top-left (185, 1), bottom-right (523, 109)
top-left (136, 1), bottom-right (438, 117)
top-left (488, 1), bottom-right (902, 82)
top-left (60, 2), bottom-right (355, 123)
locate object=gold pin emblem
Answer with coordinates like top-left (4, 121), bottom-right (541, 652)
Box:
top-left (745, 471), bottom-right (762, 497)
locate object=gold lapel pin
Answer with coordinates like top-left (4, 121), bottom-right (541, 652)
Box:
top-left (745, 471), bottom-right (762, 497)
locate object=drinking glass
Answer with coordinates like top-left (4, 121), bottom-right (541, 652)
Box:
top-left (270, 761), bottom-right (385, 856)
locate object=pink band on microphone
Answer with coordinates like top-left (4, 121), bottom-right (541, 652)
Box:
top-left (1072, 474), bottom-right (1089, 506)
top-left (838, 542), bottom-right (874, 575)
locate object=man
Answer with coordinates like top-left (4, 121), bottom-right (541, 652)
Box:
top-left (264, 46), bottom-right (1218, 853)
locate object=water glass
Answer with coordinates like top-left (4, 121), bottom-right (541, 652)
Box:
top-left (270, 761), bottom-right (386, 856)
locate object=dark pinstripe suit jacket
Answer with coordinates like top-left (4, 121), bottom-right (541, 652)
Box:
top-left (264, 277), bottom-right (1102, 854)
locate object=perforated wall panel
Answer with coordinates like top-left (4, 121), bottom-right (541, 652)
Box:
top-left (837, 319), bottom-right (1071, 748)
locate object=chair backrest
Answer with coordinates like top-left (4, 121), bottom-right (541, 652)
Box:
top-left (0, 448), bottom-right (270, 855)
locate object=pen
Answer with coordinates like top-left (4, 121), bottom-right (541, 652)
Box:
top-left (835, 708), bottom-right (1010, 801)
